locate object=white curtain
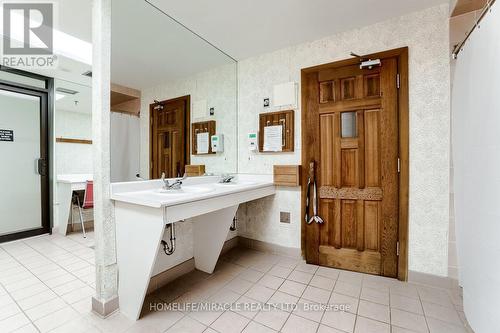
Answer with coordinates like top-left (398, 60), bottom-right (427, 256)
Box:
top-left (110, 112), bottom-right (140, 182)
top-left (452, 3), bottom-right (500, 332)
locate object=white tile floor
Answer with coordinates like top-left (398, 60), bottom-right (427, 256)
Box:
top-left (0, 234), bottom-right (474, 333)
top-left (0, 232), bottom-right (96, 332)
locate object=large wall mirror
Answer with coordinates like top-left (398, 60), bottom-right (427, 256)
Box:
top-left (111, 0), bottom-right (238, 181)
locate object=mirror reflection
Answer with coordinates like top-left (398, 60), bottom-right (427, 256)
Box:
top-left (111, 0), bottom-right (238, 181)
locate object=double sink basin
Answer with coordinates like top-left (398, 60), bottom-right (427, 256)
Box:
top-left (156, 181), bottom-right (256, 196)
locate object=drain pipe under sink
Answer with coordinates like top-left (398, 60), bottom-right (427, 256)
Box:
top-left (161, 207), bottom-right (182, 255)
top-left (161, 223), bottom-right (176, 255)
top-left (229, 215), bottom-right (237, 231)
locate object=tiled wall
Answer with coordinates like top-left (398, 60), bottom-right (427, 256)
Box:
top-left (237, 4), bottom-right (452, 277)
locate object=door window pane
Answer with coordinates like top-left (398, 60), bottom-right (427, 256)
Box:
top-left (341, 112), bottom-right (357, 138)
top-left (0, 88), bottom-right (42, 236)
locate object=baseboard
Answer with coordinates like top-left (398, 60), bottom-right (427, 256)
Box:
top-left (146, 236), bottom-right (240, 295)
top-left (221, 236), bottom-right (239, 254)
top-left (409, 270), bottom-right (460, 289)
top-left (147, 258), bottom-right (196, 294)
top-left (238, 236), bottom-right (302, 259)
top-left (92, 295), bottom-right (119, 318)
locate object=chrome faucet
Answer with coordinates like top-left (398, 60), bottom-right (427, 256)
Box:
top-left (219, 174), bottom-right (235, 183)
top-left (161, 172), bottom-right (186, 190)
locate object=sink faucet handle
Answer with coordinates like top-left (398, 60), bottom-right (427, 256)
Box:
top-left (161, 172), bottom-right (170, 187)
top-left (220, 174), bottom-right (235, 183)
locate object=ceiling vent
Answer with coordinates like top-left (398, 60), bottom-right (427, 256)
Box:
top-left (55, 87), bottom-right (79, 95)
top-left (82, 70), bottom-right (92, 77)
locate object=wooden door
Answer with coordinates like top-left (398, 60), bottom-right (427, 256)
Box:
top-left (150, 96), bottom-right (190, 179)
top-left (302, 51), bottom-right (407, 278)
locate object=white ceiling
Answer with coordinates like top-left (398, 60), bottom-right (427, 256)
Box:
top-left (55, 79), bottom-right (92, 114)
top-left (30, 0), bottom-right (450, 91)
top-left (148, 0), bottom-right (448, 60)
top-left (54, 0), bottom-right (92, 43)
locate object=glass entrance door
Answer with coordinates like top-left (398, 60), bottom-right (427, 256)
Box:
top-left (0, 84), bottom-right (49, 241)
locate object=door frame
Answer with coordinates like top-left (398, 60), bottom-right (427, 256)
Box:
top-left (300, 47), bottom-right (409, 280)
top-left (0, 67), bottom-right (53, 243)
top-left (149, 95), bottom-right (191, 179)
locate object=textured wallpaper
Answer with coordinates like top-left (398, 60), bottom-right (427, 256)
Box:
top-left (137, 4), bottom-right (451, 277)
top-left (140, 63), bottom-right (239, 274)
top-left (237, 4), bottom-right (451, 276)
top-left (139, 63), bottom-right (238, 179)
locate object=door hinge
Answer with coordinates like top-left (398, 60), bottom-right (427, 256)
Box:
top-left (397, 157), bottom-right (401, 173)
top-left (396, 74), bottom-right (400, 89)
top-left (396, 241), bottom-right (400, 256)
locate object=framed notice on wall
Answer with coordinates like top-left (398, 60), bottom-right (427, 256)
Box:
top-left (0, 129), bottom-right (14, 142)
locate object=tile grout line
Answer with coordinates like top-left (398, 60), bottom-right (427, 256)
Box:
top-left (0, 248), bottom-right (43, 333)
top-left (22, 235), bottom-right (96, 290)
top-left (155, 249), bottom-right (468, 333)
top-left (0, 234), bottom-right (95, 332)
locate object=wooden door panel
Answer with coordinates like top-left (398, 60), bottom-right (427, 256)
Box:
top-left (319, 246), bottom-right (381, 275)
top-left (304, 55), bottom-right (400, 278)
top-left (356, 200), bottom-right (365, 251)
top-left (364, 201), bottom-right (380, 251)
top-left (365, 110), bottom-right (380, 187)
top-left (379, 58), bottom-right (399, 277)
top-left (320, 114), bottom-right (335, 186)
top-left (341, 200), bottom-right (357, 248)
top-left (150, 97), bottom-right (189, 179)
top-left (341, 77), bottom-right (355, 100)
top-left (341, 150), bottom-right (357, 187)
top-left (319, 81), bottom-right (335, 103)
top-left (364, 74), bottom-right (381, 97)
top-left (171, 130), bottom-right (182, 177)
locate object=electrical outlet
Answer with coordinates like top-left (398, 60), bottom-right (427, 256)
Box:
top-left (263, 98), bottom-right (270, 107)
top-left (280, 211), bottom-right (290, 223)
top-left (209, 107), bottom-right (215, 116)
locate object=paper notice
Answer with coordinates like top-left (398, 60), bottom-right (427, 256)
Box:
top-left (196, 132), bottom-right (209, 154)
top-left (263, 125), bottom-right (283, 152)
top-left (192, 100), bottom-right (207, 119)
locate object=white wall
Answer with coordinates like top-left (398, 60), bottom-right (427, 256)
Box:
top-left (237, 4), bottom-right (451, 277)
top-left (452, 3), bottom-right (500, 332)
top-left (55, 110), bottom-right (93, 175)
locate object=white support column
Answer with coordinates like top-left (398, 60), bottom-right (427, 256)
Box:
top-left (91, 0), bottom-right (119, 317)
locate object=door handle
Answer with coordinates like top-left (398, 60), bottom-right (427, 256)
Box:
top-left (37, 158), bottom-right (47, 176)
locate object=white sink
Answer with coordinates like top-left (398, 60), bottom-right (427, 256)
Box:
top-left (156, 186), bottom-right (214, 195)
